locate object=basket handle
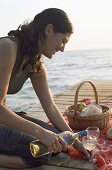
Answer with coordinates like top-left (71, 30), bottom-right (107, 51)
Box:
top-left (74, 80), bottom-right (99, 114)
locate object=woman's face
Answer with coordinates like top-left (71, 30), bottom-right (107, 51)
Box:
top-left (38, 24), bottom-right (72, 59)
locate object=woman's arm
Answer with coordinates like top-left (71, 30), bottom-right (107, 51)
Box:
top-left (30, 63), bottom-right (73, 132)
top-left (0, 38), bottom-right (43, 135)
top-left (30, 63), bottom-right (90, 159)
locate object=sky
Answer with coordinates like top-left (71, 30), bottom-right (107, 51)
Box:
top-left (0, 0), bottom-right (112, 51)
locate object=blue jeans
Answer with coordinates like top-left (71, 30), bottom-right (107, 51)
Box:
top-left (0, 112), bottom-right (61, 167)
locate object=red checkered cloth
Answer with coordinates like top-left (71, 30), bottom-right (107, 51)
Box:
top-left (62, 103), bottom-right (112, 170)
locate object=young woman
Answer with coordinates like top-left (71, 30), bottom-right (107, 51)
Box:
top-left (0, 8), bottom-right (89, 168)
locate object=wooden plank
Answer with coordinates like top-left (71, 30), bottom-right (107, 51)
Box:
top-left (0, 165), bottom-right (79, 170)
top-left (58, 91), bottom-right (112, 97)
top-left (46, 153), bottom-right (96, 170)
top-left (0, 154), bottom-right (96, 170)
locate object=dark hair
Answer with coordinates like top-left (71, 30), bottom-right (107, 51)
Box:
top-left (8, 8), bottom-right (73, 72)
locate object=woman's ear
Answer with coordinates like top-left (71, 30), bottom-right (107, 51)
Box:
top-left (45, 24), bottom-right (53, 35)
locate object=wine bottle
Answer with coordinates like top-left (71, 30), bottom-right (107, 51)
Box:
top-left (30, 130), bottom-right (87, 158)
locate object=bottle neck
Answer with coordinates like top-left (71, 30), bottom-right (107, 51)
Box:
top-left (73, 130), bottom-right (87, 138)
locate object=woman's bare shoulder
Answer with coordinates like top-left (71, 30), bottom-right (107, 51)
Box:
top-left (0, 37), bottom-right (17, 64)
top-left (0, 37), bottom-right (17, 52)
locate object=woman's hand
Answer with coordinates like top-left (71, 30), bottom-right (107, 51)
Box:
top-left (38, 128), bottom-right (67, 154)
top-left (73, 139), bottom-right (90, 159)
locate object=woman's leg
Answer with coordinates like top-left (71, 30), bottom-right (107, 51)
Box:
top-left (0, 112), bottom-right (61, 168)
top-left (0, 124), bottom-right (50, 168)
top-left (19, 113), bottom-right (61, 134)
top-left (0, 154), bottom-right (28, 168)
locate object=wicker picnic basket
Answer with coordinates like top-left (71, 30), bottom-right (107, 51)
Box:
top-left (65, 80), bottom-right (111, 130)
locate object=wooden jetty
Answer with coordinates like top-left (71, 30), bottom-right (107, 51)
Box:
top-left (1, 80), bottom-right (112, 170)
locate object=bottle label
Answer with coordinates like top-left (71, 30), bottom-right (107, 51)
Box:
top-left (77, 130), bottom-right (87, 138)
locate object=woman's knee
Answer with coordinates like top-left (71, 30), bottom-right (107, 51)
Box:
top-left (0, 154), bottom-right (29, 168)
top-left (24, 153), bottom-right (51, 167)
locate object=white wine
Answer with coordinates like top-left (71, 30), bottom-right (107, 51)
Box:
top-left (30, 130), bottom-right (87, 158)
top-left (83, 142), bottom-right (96, 151)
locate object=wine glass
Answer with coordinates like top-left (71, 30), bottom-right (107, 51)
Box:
top-left (86, 127), bottom-right (100, 140)
top-left (82, 136), bottom-right (97, 151)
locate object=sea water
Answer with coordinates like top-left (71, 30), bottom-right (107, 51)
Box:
top-left (6, 48), bottom-right (112, 112)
